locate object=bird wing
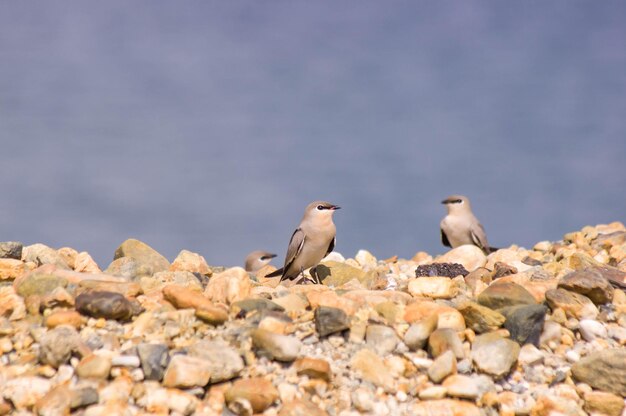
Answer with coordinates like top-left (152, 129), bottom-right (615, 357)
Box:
top-left (441, 228), bottom-right (451, 248)
top-left (469, 222), bottom-right (489, 253)
top-left (325, 237), bottom-right (336, 256)
top-left (281, 228), bottom-right (306, 276)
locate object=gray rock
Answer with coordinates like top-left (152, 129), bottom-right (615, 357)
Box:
top-left (251, 328), bottom-right (301, 362)
top-left (471, 332), bottom-right (520, 378)
top-left (186, 340), bottom-right (244, 382)
top-left (558, 268), bottom-right (614, 305)
top-left (0, 241), bottom-right (22, 260)
top-left (428, 328), bottom-right (464, 359)
top-left (75, 291), bottom-right (142, 321)
top-left (404, 314), bottom-right (438, 351)
top-left (105, 257), bottom-right (147, 280)
top-left (500, 304), bottom-right (548, 346)
top-left (365, 324), bottom-right (399, 355)
top-left (314, 306), bottom-right (350, 337)
top-left (39, 325), bottom-right (80, 368)
top-left (427, 350), bottom-right (457, 383)
top-left (69, 387), bottom-right (99, 410)
top-left (477, 282), bottom-right (537, 310)
top-left (137, 343), bottom-right (170, 381)
top-left (22, 243), bottom-right (70, 269)
top-left (571, 349), bottom-right (626, 396)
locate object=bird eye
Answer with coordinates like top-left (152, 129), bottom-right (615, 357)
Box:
top-left (317, 205), bottom-right (325, 210)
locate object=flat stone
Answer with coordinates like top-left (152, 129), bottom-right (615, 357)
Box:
top-left (558, 268), bottom-right (614, 305)
top-left (225, 378), bottom-right (279, 413)
top-left (76, 354), bottom-right (112, 380)
top-left (113, 238), bottom-right (170, 275)
top-left (428, 350), bottom-right (457, 383)
top-left (458, 302), bottom-right (505, 333)
top-left (471, 332), bottom-right (520, 378)
top-left (350, 348), bottom-right (395, 390)
top-left (583, 391), bottom-right (625, 416)
top-left (404, 313), bottom-right (438, 350)
top-left (571, 349), bottom-right (626, 396)
top-left (137, 343), bottom-right (170, 381)
top-left (169, 249), bottom-right (212, 276)
top-left (186, 340), bottom-right (244, 382)
top-left (293, 357), bottom-right (332, 382)
top-left (39, 325), bottom-right (81, 368)
top-left (204, 267), bottom-right (252, 304)
top-left (75, 291), bottom-right (139, 321)
top-left (78, 279), bottom-right (141, 297)
top-left (45, 310), bottom-right (85, 329)
top-left (428, 328), bottom-right (465, 359)
top-left (162, 354), bottom-right (212, 388)
top-left (366, 324), bottom-right (399, 355)
top-left (0, 241), bottom-right (22, 259)
top-left (442, 374), bottom-right (480, 400)
top-left (545, 288), bottom-right (598, 319)
top-left (252, 328), bottom-right (301, 362)
top-left (408, 277), bottom-right (456, 299)
top-left (314, 306), bottom-right (350, 337)
top-left (477, 282), bottom-right (537, 310)
top-left (163, 284), bottom-right (209, 309)
top-left (500, 304), bottom-right (548, 346)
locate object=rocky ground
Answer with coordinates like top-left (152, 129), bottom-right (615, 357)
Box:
top-left (1, 222), bottom-right (626, 416)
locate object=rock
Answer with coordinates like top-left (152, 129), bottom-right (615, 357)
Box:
top-left (583, 391), bottom-right (625, 416)
top-left (418, 386), bottom-right (447, 400)
top-left (186, 340), bottom-right (244, 382)
top-left (162, 354), bottom-right (212, 388)
top-left (195, 304), bottom-right (229, 325)
top-left (22, 243), bottom-right (70, 269)
top-left (104, 257), bottom-right (146, 280)
top-left (163, 284), bottom-right (209, 309)
top-left (113, 238), bottom-right (170, 275)
top-left (14, 271), bottom-right (68, 298)
top-left (224, 378), bottom-right (279, 413)
top-left (314, 306), bottom-right (350, 337)
top-left (415, 262), bottom-right (469, 278)
top-left (76, 354), bottom-right (112, 379)
top-left (442, 374), bottom-right (480, 400)
top-left (408, 277), bottom-right (456, 299)
top-left (293, 357), bottom-right (332, 382)
top-left (545, 288), bottom-right (598, 319)
top-left (539, 320), bottom-right (563, 347)
top-left (427, 350), bottom-right (457, 383)
top-left (75, 291), bottom-right (139, 320)
top-left (2, 376), bottom-right (51, 410)
top-left (0, 286), bottom-right (26, 320)
top-left (78, 279), bottom-right (141, 298)
top-left (366, 324), bottom-right (399, 355)
top-left (143, 271), bottom-right (204, 293)
top-left (204, 267), bottom-right (252, 304)
top-left (410, 399), bottom-right (481, 416)
top-left (0, 258), bottom-right (28, 281)
top-left (137, 343), bottom-right (170, 381)
top-left (355, 249), bottom-right (377, 268)
top-left (252, 328), bottom-right (301, 362)
top-left (518, 344), bottom-right (545, 366)
top-left (500, 304), bottom-right (548, 346)
top-left (0, 241), bottom-right (22, 259)
top-left (232, 298), bottom-right (284, 317)
top-left (428, 328), bottom-right (465, 359)
top-left (72, 251), bottom-right (100, 273)
top-left (136, 386), bottom-right (199, 415)
top-left (169, 249), bottom-right (212, 275)
top-left (374, 301), bottom-right (404, 324)
top-left (258, 313), bottom-right (294, 335)
top-left (45, 310), bottom-right (85, 329)
top-left (558, 268), bottom-right (614, 305)
top-left (404, 301), bottom-right (466, 331)
top-left (272, 293), bottom-right (309, 314)
top-left (69, 387), bottom-right (99, 410)
top-left (350, 348), bottom-right (395, 390)
top-left (457, 302), bottom-right (505, 333)
top-left (578, 319), bottom-right (607, 341)
top-left (571, 349), bottom-right (626, 396)
top-left (35, 383), bottom-right (72, 416)
top-left (477, 282), bottom-right (537, 310)
top-left (404, 313), bottom-right (438, 350)
top-left (39, 325), bottom-right (81, 368)
top-left (279, 398), bottom-right (329, 416)
top-left (306, 289), bottom-right (357, 316)
top-left (531, 394), bottom-right (586, 416)
top-left (492, 261), bottom-right (518, 279)
top-left (471, 332), bottom-right (520, 378)
top-left (436, 245), bottom-right (487, 272)
top-left (317, 261), bottom-right (376, 288)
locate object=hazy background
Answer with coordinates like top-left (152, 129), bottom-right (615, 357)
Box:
top-left (1, 1), bottom-right (625, 268)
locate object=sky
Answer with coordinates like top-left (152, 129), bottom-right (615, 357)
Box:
top-left (1, 1), bottom-right (625, 268)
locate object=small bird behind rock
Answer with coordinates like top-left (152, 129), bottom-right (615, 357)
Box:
top-left (244, 250), bottom-right (277, 273)
top-left (266, 201), bottom-right (340, 284)
top-left (440, 195), bottom-right (496, 254)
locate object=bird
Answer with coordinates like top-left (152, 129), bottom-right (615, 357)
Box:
top-left (244, 250), bottom-right (277, 273)
top-left (440, 195), bottom-right (494, 254)
top-left (266, 201), bottom-right (340, 284)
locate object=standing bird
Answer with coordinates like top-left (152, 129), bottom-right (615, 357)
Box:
top-left (244, 250), bottom-right (277, 273)
top-left (266, 201), bottom-right (340, 284)
top-left (440, 195), bottom-right (493, 254)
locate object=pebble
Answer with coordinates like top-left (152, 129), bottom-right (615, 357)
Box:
top-left (471, 332), bottom-right (520, 377)
top-left (225, 378), bottom-right (279, 413)
top-left (578, 319), bottom-right (607, 341)
top-left (365, 324), bottom-right (399, 355)
top-left (314, 306), bottom-right (350, 337)
top-left (251, 328), bottom-right (301, 362)
top-left (75, 291), bottom-right (139, 321)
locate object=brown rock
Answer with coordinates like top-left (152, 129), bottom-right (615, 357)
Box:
top-left (76, 354), bottom-right (112, 380)
top-left (477, 282), bottom-right (537, 310)
top-left (74, 252), bottom-right (102, 273)
top-left (169, 249), bottom-right (212, 276)
top-left (583, 391), bottom-right (625, 416)
top-left (204, 267), bottom-right (252, 304)
top-left (571, 349), bottom-right (626, 396)
top-left (0, 258), bottom-right (28, 281)
top-left (75, 291), bottom-right (140, 321)
top-left (34, 383), bottom-right (72, 416)
top-left (558, 268), bottom-right (614, 305)
top-left (404, 301), bottom-right (466, 331)
top-left (279, 398), bottom-right (328, 416)
top-left (78, 279), bottom-right (142, 297)
top-left (195, 305), bottom-right (229, 325)
top-left (457, 301), bottom-right (505, 333)
top-left (410, 399), bottom-right (481, 416)
top-left (163, 284), bottom-right (209, 309)
top-left (22, 243), bottom-right (70, 269)
top-left (428, 328), bottom-right (465, 359)
top-left (45, 310), bottom-right (85, 329)
top-left (531, 394), bottom-right (586, 416)
top-left (113, 238), bottom-right (170, 274)
top-left (306, 289), bottom-right (357, 316)
top-left (0, 286), bottom-right (26, 320)
top-left (57, 247), bottom-right (78, 268)
top-left (225, 378), bottom-right (278, 413)
top-left (293, 357), bottom-right (332, 382)
top-left (162, 355), bottom-right (213, 388)
top-left (350, 348), bottom-right (395, 390)
top-left (545, 288), bottom-right (598, 319)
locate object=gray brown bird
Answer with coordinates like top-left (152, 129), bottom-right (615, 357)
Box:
top-left (244, 250), bottom-right (277, 273)
top-left (440, 195), bottom-right (493, 254)
top-left (266, 201), bottom-right (340, 284)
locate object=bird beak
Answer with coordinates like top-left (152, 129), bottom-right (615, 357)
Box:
top-left (262, 254), bottom-right (277, 260)
top-left (331, 205), bottom-right (341, 210)
top-left (441, 199), bottom-right (449, 204)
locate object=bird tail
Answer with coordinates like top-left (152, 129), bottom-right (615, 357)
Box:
top-left (265, 267), bottom-right (284, 278)
top-left (487, 246), bottom-right (499, 254)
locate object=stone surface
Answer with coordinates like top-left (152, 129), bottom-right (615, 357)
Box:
top-left (293, 357), bottom-right (332, 382)
top-left (0, 286), bottom-right (26, 320)
top-left (500, 304), bottom-right (547, 346)
top-left (428, 328), bottom-right (465, 359)
top-left (22, 243), bottom-right (70, 269)
top-left (75, 291), bottom-right (139, 320)
top-left (39, 325), bottom-right (81, 368)
top-left (471, 332), bottom-right (520, 378)
top-left (404, 313), bottom-right (438, 350)
top-left (428, 349), bottom-right (457, 383)
top-left (204, 266), bottom-right (252, 304)
top-left (583, 391), bottom-right (625, 416)
top-left (169, 249), bottom-right (212, 275)
top-left (162, 354), bottom-right (212, 388)
top-left (137, 343), bottom-right (170, 381)
top-left (410, 399), bottom-right (481, 416)
top-left (76, 354), bottom-right (112, 379)
top-left (44, 310), bottom-right (85, 329)
top-left (317, 261), bottom-right (375, 287)
top-left (558, 268), bottom-right (614, 305)
top-left (458, 301), bottom-right (505, 333)
top-left (408, 276), bottom-right (456, 299)
top-left (278, 398), bottom-right (329, 416)
top-left (571, 349), bottom-right (626, 396)
top-left (545, 288), bottom-right (599, 319)
top-left (0, 258), bottom-right (28, 281)
top-left (2, 376), bottom-right (52, 410)
top-left (415, 262), bottom-right (469, 277)
top-left (365, 324), bottom-right (399, 355)
top-left (252, 328), bottom-right (301, 362)
top-left (14, 271), bottom-right (68, 298)
top-left (404, 301), bottom-right (466, 331)
top-left (0, 241), bottom-right (22, 260)
top-left (477, 282), bottom-right (537, 310)
top-left (224, 378), bottom-right (279, 413)
top-left (350, 348), bottom-right (395, 390)
top-left (578, 319), bottom-right (607, 341)
top-left (314, 306), bottom-right (350, 337)
top-left (113, 238), bottom-right (170, 275)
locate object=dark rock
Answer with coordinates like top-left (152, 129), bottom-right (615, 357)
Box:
top-left (571, 349), bottom-right (626, 396)
top-left (521, 257), bottom-right (542, 267)
top-left (69, 387), bottom-right (99, 410)
top-left (314, 306), bottom-right (350, 337)
top-left (75, 291), bottom-right (141, 321)
top-left (492, 262), bottom-right (518, 279)
top-left (137, 343), bottom-right (170, 381)
top-left (500, 304), bottom-right (547, 346)
top-left (415, 263), bottom-right (469, 278)
top-left (113, 238), bottom-right (170, 276)
top-left (558, 268), bottom-right (614, 304)
top-left (477, 282), bottom-right (537, 310)
top-left (0, 242), bottom-right (22, 260)
top-left (232, 298), bottom-right (284, 318)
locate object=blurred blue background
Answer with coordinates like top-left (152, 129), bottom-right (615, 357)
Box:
top-left (1, 1), bottom-right (625, 268)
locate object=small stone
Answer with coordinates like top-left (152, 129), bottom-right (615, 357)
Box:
top-left (34, 383), bottom-right (72, 416)
top-left (186, 340), bottom-right (244, 382)
top-left (76, 354), bottom-right (112, 379)
top-left (471, 332), bottom-right (520, 378)
top-left (366, 324), bottom-right (399, 355)
top-left (571, 349), bottom-right (626, 396)
top-left (204, 267), bottom-right (252, 304)
top-left (75, 291), bottom-right (139, 320)
top-left (410, 399), bottom-right (481, 416)
top-left (428, 328), bottom-right (465, 359)
top-left (408, 277), bottom-right (456, 299)
top-left (558, 268), bottom-right (614, 305)
top-left (314, 306), bottom-right (350, 337)
top-left (22, 243), bottom-right (70, 269)
top-left (0, 258), bottom-right (27, 281)
top-left (404, 313), bottom-right (438, 350)
top-left (73, 251), bottom-right (101, 273)
top-left (195, 304), bottom-right (229, 325)
top-left (442, 374), bottom-right (480, 400)
top-left (428, 350), bottom-right (457, 383)
top-left (500, 304), bottom-right (548, 346)
top-left (518, 344), bottom-right (544, 366)
top-left (355, 249), bottom-right (377, 268)
top-left (232, 298), bottom-right (284, 317)
top-left (2, 376), bottom-right (51, 410)
top-left (258, 314), bottom-right (294, 335)
top-left (418, 386), bottom-right (448, 400)
top-left (142, 271), bottom-right (204, 292)
top-left (350, 348), bottom-right (395, 390)
top-left (477, 282), bottom-right (537, 310)
top-left (111, 355), bottom-right (140, 367)
top-left (39, 325), bottom-right (81, 368)
top-left (578, 319), bottom-right (607, 341)
top-left (306, 289), bottom-right (357, 316)
top-left (137, 343), bottom-right (169, 381)
top-left (136, 386), bottom-right (199, 415)
top-left (404, 301), bottom-right (466, 331)
top-left (293, 357), bottom-right (332, 382)
top-left (545, 288), bottom-right (599, 319)
top-left (279, 398), bottom-right (329, 416)
top-left (458, 302), bottom-right (505, 333)
top-left (45, 310), bottom-right (85, 329)
top-left (69, 387), bottom-right (99, 410)
top-left (415, 263), bottom-right (469, 278)
top-left (272, 293), bottom-right (309, 314)
top-left (0, 241), bottom-right (22, 259)
top-left (351, 387), bottom-right (374, 412)
top-left (113, 238), bottom-right (170, 275)
top-left (583, 391), bottom-right (625, 416)
top-left (317, 261), bottom-right (375, 288)
top-left (252, 328), bottom-right (301, 362)
top-left (0, 286), bottom-right (26, 320)
top-left (436, 245), bottom-right (487, 272)
top-left (162, 354), bottom-right (212, 388)
top-left (105, 257), bottom-right (146, 280)
top-left (539, 320), bottom-right (562, 347)
top-left (225, 378), bottom-right (279, 413)
top-left (531, 394), bottom-right (586, 416)
top-left (169, 249), bottom-right (212, 275)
